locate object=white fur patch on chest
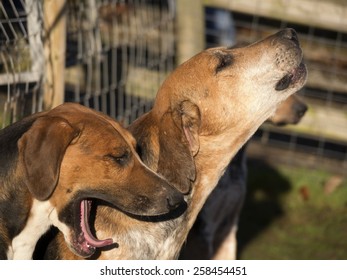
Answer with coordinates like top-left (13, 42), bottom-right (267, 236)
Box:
top-left (9, 199), bottom-right (53, 260)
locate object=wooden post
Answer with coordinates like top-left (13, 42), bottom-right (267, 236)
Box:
top-left (176, 0), bottom-right (205, 65)
top-left (203, 0), bottom-right (347, 33)
top-left (43, 0), bottom-right (67, 110)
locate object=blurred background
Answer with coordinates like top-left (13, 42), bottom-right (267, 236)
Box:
top-left (1, 0), bottom-right (346, 259)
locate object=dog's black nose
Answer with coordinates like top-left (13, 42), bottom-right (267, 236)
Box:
top-left (278, 28), bottom-right (299, 45)
top-left (167, 192), bottom-right (185, 211)
top-left (294, 102), bottom-right (308, 118)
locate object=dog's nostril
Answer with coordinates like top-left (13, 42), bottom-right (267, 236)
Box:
top-left (296, 104), bottom-right (308, 117)
top-left (275, 74), bottom-right (293, 91)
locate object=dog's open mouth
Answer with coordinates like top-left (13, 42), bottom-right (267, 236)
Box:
top-left (276, 62), bottom-right (307, 91)
top-left (72, 199), bottom-right (114, 258)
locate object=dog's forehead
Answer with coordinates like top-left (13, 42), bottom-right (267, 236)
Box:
top-left (109, 122), bottom-right (137, 148)
top-left (200, 47), bottom-right (258, 76)
top-left (84, 114), bottom-right (136, 148)
top-left (48, 103), bottom-right (137, 148)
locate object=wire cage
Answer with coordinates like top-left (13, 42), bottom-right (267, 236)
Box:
top-left (0, 0), bottom-right (43, 127)
top-left (1, 0), bottom-right (346, 170)
top-left (0, 0), bottom-right (176, 127)
top-left (63, 0), bottom-right (175, 124)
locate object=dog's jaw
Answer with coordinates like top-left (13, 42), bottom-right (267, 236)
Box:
top-left (50, 199), bottom-right (114, 258)
top-left (80, 200), bottom-right (113, 248)
top-left (73, 200), bottom-right (114, 258)
top-left (42, 201), bottom-right (117, 259)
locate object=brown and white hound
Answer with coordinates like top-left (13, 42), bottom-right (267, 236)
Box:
top-left (44, 29), bottom-right (307, 259)
top-left (0, 103), bottom-right (184, 259)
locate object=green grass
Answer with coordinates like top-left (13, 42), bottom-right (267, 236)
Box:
top-left (238, 160), bottom-right (347, 259)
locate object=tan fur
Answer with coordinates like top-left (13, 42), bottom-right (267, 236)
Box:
top-left (47, 29), bottom-right (307, 259)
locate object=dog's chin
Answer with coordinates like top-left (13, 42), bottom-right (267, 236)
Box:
top-left (68, 199), bottom-right (114, 258)
top-left (276, 62), bottom-right (307, 91)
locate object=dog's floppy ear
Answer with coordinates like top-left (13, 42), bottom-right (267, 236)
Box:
top-left (157, 101), bottom-right (201, 194)
top-left (18, 116), bottom-right (79, 200)
top-left (179, 100), bottom-right (201, 156)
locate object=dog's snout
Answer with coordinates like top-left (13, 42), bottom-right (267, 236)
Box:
top-left (277, 28), bottom-right (299, 45)
top-left (167, 192), bottom-right (185, 210)
top-left (294, 102), bottom-right (308, 118)
top-left (279, 28), bottom-right (297, 40)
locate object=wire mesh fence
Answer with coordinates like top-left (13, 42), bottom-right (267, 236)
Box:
top-left (0, 0), bottom-right (346, 171)
top-left (0, 0), bottom-right (44, 127)
top-left (64, 0), bottom-right (175, 124)
top-left (0, 0), bottom-right (175, 127)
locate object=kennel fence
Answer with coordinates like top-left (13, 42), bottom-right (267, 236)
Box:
top-left (0, 0), bottom-right (346, 172)
top-left (0, 0), bottom-right (176, 126)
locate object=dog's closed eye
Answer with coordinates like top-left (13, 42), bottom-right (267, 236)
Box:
top-left (215, 53), bottom-right (233, 74)
top-left (106, 150), bottom-right (131, 166)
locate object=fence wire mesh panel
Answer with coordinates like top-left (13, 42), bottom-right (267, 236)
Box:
top-left (1, 0), bottom-right (346, 171)
top-left (204, 1), bottom-right (347, 172)
top-left (0, 0), bottom-right (175, 128)
top-left (0, 0), bottom-right (44, 128)
top-left (64, 0), bottom-right (175, 124)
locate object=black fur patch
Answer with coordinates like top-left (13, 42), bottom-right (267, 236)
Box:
top-left (0, 116), bottom-right (37, 176)
top-left (0, 116), bottom-right (38, 251)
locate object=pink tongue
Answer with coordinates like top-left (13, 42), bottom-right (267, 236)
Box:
top-left (80, 200), bottom-right (113, 247)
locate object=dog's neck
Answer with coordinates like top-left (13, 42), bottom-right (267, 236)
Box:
top-left (191, 133), bottom-right (250, 211)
